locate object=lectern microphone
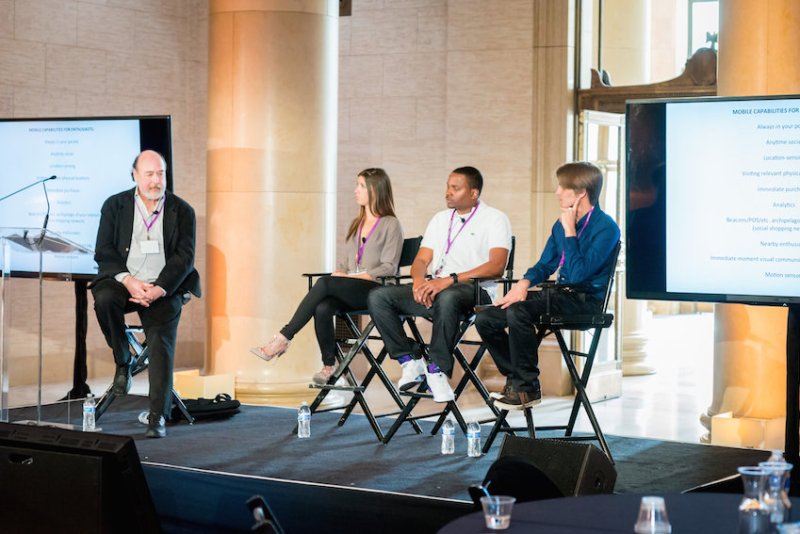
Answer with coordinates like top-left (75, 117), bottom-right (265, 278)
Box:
top-left (0, 175), bottom-right (57, 203)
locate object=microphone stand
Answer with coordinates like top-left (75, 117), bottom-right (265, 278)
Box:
top-left (0, 175), bottom-right (56, 203)
top-left (35, 180), bottom-right (52, 246)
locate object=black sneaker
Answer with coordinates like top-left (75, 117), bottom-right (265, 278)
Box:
top-left (494, 389), bottom-right (542, 411)
top-left (112, 364), bottom-right (132, 396)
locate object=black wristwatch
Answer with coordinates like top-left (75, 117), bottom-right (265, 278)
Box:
top-left (450, 273), bottom-right (459, 285)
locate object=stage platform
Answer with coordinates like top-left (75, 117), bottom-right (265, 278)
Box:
top-left (8, 395), bottom-right (772, 532)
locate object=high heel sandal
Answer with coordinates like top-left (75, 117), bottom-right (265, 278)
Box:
top-left (249, 334), bottom-right (290, 362)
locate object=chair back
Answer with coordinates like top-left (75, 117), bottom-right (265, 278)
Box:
top-left (398, 236), bottom-right (422, 271)
top-left (505, 235), bottom-right (516, 279)
top-left (598, 241), bottom-right (622, 312)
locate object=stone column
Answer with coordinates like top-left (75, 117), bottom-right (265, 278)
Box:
top-left (703, 0), bottom-right (800, 445)
top-left (206, 0), bottom-right (339, 405)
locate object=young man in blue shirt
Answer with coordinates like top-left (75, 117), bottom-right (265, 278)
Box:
top-left (475, 161), bottom-right (620, 409)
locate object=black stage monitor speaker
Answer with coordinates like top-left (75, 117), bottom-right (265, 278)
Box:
top-left (0, 422), bottom-right (160, 534)
top-left (496, 436), bottom-right (616, 498)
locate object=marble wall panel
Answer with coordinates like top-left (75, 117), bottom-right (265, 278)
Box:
top-left (448, 0), bottom-right (533, 51)
top-left (415, 95), bottom-right (445, 141)
top-left (106, 0), bottom-right (183, 18)
top-left (350, 7), bottom-right (418, 55)
top-left (339, 54), bottom-right (383, 98)
top-left (14, 0), bottom-right (77, 46)
top-left (46, 45), bottom-right (107, 94)
top-left (416, 5), bottom-right (447, 52)
top-left (0, 0), bottom-right (13, 36)
top-left (383, 52), bottom-right (446, 97)
top-left (0, 38), bottom-right (46, 87)
top-left (345, 95), bottom-right (382, 143)
top-left (105, 51), bottom-right (184, 98)
top-left (0, 83), bottom-right (13, 116)
top-left (377, 96), bottom-right (416, 142)
top-left (76, 2), bottom-right (134, 52)
top-left (13, 86), bottom-right (77, 117)
top-left (352, 0), bottom-right (385, 15)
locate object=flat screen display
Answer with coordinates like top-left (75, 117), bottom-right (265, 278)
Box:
top-left (0, 116), bottom-right (172, 278)
top-left (626, 95), bottom-right (800, 305)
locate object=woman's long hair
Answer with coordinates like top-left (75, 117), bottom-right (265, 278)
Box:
top-left (346, 168), bottom-right (396, 241)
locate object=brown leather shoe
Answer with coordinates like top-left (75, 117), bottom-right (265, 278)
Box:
top-left (489, 382), bottom-right (513, 400)
top-left (494, 389), bottom-right (542, 411)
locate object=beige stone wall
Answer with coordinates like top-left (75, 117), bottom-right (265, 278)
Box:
top-left (337, 0), bottom-right (537, 272)
top-left (0, 0), bottom-right (208, 388)
top-left (3, 0), bottom-right (576, 392)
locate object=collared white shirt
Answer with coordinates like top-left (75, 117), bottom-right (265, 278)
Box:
top-left (114, 190), bottom-right (166, 284)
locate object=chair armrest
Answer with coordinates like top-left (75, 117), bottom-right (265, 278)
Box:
top-left (469, 276), bottom-right (518, 284)
top-left (470, 276), bottom-right (519, 300)
top-left (537, 281), bottom-right (588, 292)
top-left (538, 312), bottom-right (614, 329)
top-left (377, 273), bottom-right (414, 286)
top-left (301, 272), bottom-right (332, 291)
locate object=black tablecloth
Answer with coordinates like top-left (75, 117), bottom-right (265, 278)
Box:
top-left (439, 493), bottom-right (800, 534)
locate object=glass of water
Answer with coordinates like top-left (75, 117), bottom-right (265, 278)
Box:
top-left (480, 495), bottom-right (516, 530)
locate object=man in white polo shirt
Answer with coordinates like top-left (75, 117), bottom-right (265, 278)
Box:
top-left (367, 166), bottom-right (512, 402)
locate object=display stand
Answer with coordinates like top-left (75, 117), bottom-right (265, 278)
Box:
top-left (0, 228), bottom-right (92, 425)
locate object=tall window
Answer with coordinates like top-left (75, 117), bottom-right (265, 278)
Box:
top-left (688, 0), bottom-right (719, 54)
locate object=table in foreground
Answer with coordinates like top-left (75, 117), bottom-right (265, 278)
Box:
top-left (439, 493), bottom-right (800, 534)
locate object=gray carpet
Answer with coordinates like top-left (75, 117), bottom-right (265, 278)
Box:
top-left (10, 395), bottom-right (771, 500)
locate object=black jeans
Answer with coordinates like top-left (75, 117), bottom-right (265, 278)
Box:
top-left (367, 283), bottom-right (489, 377)
top-left (92, 278), bottom-right (183, 418)
top-left (474, 290), bottom-right (601, 392)
top-left (281, 276), bottom-right (380, 366)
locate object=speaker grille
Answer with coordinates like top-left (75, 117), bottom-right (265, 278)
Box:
top-left (497, 436), bottom-right (616, 496)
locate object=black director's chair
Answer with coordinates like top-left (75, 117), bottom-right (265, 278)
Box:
top-left (380, 237), bottom-right (518, 444)
top-left (480, 241), bottom-right (622, 462)
top-left (95, 294), bottom-right (195, 423)
top-left (299, 237), bottom-right (425, 442)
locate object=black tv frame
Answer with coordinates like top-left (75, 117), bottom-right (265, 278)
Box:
top-left (625, 94), bottom-right (800, 306)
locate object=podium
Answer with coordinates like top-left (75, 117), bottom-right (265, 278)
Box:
top-left (0, 228), bottom-right (93, 424)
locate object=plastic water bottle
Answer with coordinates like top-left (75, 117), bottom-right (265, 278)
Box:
top-left (767, 450), bottom-right (791, 494)
top-left (768, 450), bottom-right (785, 463)
top-left (467, 419), bottom-right (481, 457)
top-left (441, 419), bottom-right (455, 455)
top-left (82, 393), bottom-right (96, 432)
top-left (297, 401), bottom-right (311, 438)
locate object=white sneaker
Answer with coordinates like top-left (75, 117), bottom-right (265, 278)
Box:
top-left (398, 358), bottom-right (426, 391)
top-left (425, 369), bottom-right (455, 403)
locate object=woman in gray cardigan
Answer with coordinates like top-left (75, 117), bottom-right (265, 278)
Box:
top-left (251, 168), bottom-right (403, 384)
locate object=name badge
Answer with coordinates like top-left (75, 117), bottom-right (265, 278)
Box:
top-left (140, 240), bottom-right (160, 254)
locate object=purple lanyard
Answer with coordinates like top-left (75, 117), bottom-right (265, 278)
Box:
top-left (434, 202), bottom-right (479, 276)
top-left (356, 216), bottom-right (381, 267)
top-left (135, 196), bottom-right (164, 237)
top-left (445, 201), bottom-right (479, 255)
top-left (559, 206), bottom-right (594, 267)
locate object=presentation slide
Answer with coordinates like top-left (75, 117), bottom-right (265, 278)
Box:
top-left (665, 98), bottom-right (800, 299)
top-left (0, 119), bottom-right (141, 276)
